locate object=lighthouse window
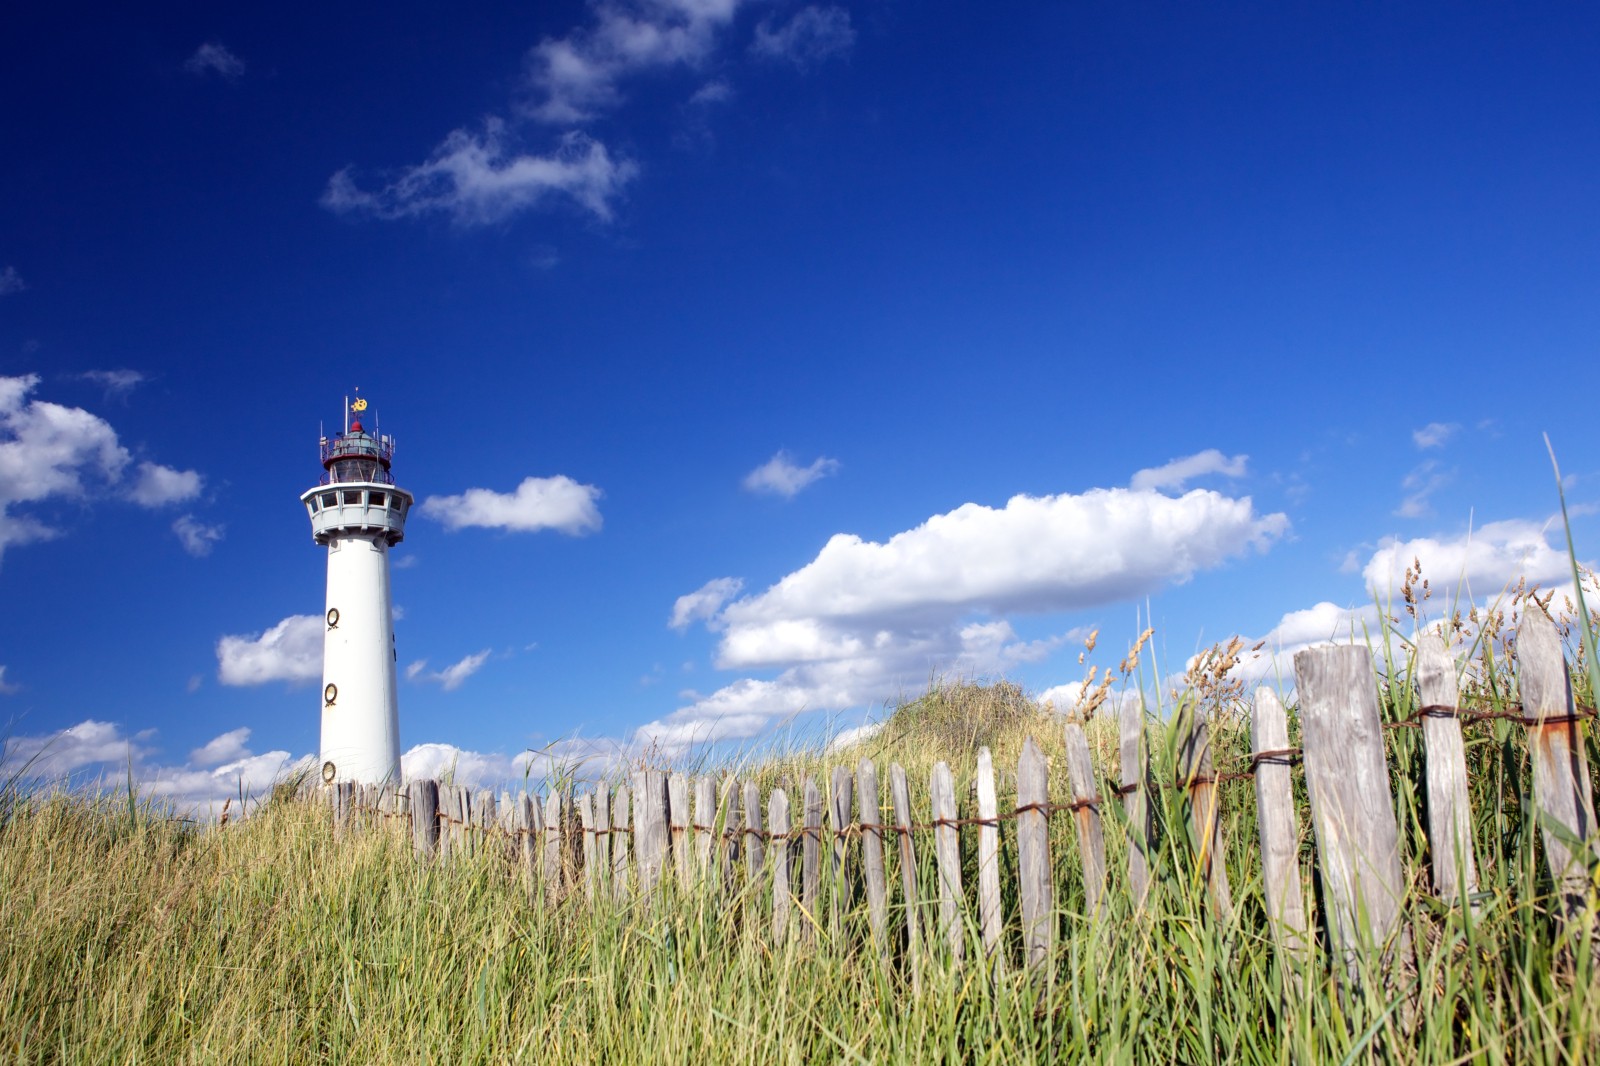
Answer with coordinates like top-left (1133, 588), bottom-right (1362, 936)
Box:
top-left (320, 493), bottom-right (337, 508)
top-left (369, 491), bottom-right (386, 508)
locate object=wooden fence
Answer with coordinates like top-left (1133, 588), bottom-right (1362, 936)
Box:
top-left (313, 609), bottom-right (1600, 981)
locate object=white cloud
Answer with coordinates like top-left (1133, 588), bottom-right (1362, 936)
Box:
top-left (79, 369), bottom-right (145, 399)
top-left (1363, 519), bottom-right (1575, 597)
top-left (216, 615), bottom-right (322, 686)
top-left (0, 266), bottom-right (25, 296)
top-left (401, 737), bottom-right (620, 787)
top-left (1412, 422), bottom-right (1460, 450)
top-left (185, 42), bottom-right (245, 80)
top-left (323, 122), bottom-right (638, 227)
top-left (408, 650), bottom-right (491, 692)
top-left (128, 461), bottom-right (203, 506)
top-left (1395, 460), bottom-right (1452, 519)
top-left (0, 665), bottom-right (18, 695)
top-left (827, 720), bottom-right (884, 752)
top-left (191, 727), bottom-right (252, 768)
top-left (172, 514), bottom-right (224, 556)
top-left (1130, 449), bottom-right (1249, 493)
top-left (522, 0), bottom-right (747, 125)
top-left (752, 6), bottom-right (856, 69)
top-left (742, 450), bottom-right (840, 497)
top-left (639, 485), bottom-right (1288, 750)
top-left (3, 719), bottom-right (156, 777)
top-left (420, 474), bottom-right (602, 534)
top-left (671, 576), bottom-right (744, 630)
top-left (688, 79), bottom-right (733, 106)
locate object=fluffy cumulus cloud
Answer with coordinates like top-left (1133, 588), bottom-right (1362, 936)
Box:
top-left (172, 514), bottom-right (224, 556)
top-left (1363, 519), bottom-right (1574, 597)
top-left (401, 737), bottom-right (621, 787)
top-left (190, 727), bottom-right (252, 768)
top-left (1130, 449), bottom-right (1249, 493)
top-left (671, 576), bottom-right (744, 629)
top-left (0, 374), bottom-right (208, 565)
top-left (216, 615), bottom-right (323, 685)
top-left (323, 123), bottom-right (638, 226)
top-left (638, 485), bottom-right (1289, 749)
top-left (742, 450), bottom-right (839, 497)
top-left (406, 650), bottom-right (492, 692)
top-left (420, 474), bottom-right (602, 534)
top-left (751, 5), bottom-right (856, 68)
top-left (184, 42), bottom-right (245, 79)
top-left (128, 461), bottom-right (203, 506)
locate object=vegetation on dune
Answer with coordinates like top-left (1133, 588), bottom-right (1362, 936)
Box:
top-left (4, 585), bottom-right (1600, 1065)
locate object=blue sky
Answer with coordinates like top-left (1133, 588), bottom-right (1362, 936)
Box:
top-left (4, 1), bottom-right (1598, 809)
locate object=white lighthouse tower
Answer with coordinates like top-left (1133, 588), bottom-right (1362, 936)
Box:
top-left (300, 395), bottom-right (412, 786)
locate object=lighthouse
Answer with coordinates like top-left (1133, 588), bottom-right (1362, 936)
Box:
top-left (300, 396), bottom-right (412, 786)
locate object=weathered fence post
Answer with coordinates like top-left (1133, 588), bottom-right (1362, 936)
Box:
top-left (1517, 608), bottom-right (1600, 931)
top-left (743, 780), bottom-right (766, 891)
top-left (542, 791), bottom-right (563, 891)
top-left (594, 786), bottom-right (612, 897)
top-left (890, 763), bottom-right (922, 979)
top-left (857, 759), bottom-right (889, 953)
top-left (1295, 645), bottom-right (1412, 979)
top-left (770, 789), bottom-right (792, 943)
top-left (636, 770), bottom-right (670, 901)
top-left (717, 777), bottom-right (738, 896)
top-left (1414, 632), bottom-right (1479, 906)
top-left (1251, 687), bottom-right (1307, 956)
top-left (693, 776), bottom-right (715, 887)
top-left (1118, 699), bottom-right (1153, 910)
top-left (1177, 700), bottom-right (1234, 923)
top-left (1064, 722), bottom-right (1107, 917)
top-left (931, 761), bottom-right (963, 961)
top-left (975, 747), bottom-right (1004, 962)
top-left (410, 779), bottom-right (440, 858)
top-left (1017, 737), bottom-right (1052, 970)
top-left (669, 772), bottom-right (691, 887)
top-left (612, 784), bottom-right (632, 899)
top-left (829, 766), bottom-right (855, 928)
top-left (802, 777), bottom-right (823, 942)
top-left (523, 793), bottom-right (542, 890)
top-left (579, 793), bottom-right (598, 900)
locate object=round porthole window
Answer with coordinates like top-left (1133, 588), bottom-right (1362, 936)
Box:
top-left (326, 608), bottom-right (340, 629)
top-left (322, 761), bottom-right (337, 783)
top-left (324, 683), bottom-right (338, 707)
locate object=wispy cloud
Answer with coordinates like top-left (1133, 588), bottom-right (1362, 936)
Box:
top-left (79, 369), bottom-right (145, 399)
top-left (190, 727), bottom-right (252, 768)
top-left (0, 266), bottom-right (25, 296)
top-left (1412, 422), bottom-right (1460, 450)
top-left (216, 615), bottom-right (322, 686)
top-left (323, 123), bottom-right (638, 226)
top-left (128, 461), bottom-right (203, 507)
top-left (1395, 460), bottom-right (1452, 519)
top-left (743, 450), bottom-right (839, 497)
top-left (1130, 449), bottom-right (1248, 492)
top-left (0, 665), bottom-right (18, 695)
top-left (670, 576), bottom-right (743, 630)
top-left (172, 514), bottom-right (224, 557)
top-left (420, 474), bottom-right (602, 534)
top-left (184, 42), bottom-right (245, 80)
top-left (751, 5), bottom-right (856, 69)
top-left (406, 650), bottom-right (492, 692)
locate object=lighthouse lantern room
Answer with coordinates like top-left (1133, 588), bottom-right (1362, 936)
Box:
top-left (300, 395), bottom-right (411, 785)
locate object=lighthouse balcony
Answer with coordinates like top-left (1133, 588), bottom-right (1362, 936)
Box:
top-left (302, 482), bottom-right (413, 546)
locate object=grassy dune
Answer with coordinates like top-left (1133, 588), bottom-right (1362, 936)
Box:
top-left (4, 633), bottom-right (1600, 1063)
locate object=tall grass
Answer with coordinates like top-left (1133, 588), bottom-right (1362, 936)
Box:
top-left (3, 606), bottom-right (1599, 1062)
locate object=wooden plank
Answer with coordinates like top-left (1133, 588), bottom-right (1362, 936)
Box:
top-left (410, 779), bottom-right (440, 858)
top-left (1063, 722), bottom-right (1107, 917)
top-left (889, 764), bottom-right (922, 973)
top-left (1176, 701), bottom-right (1234, 923)
top-left (542, 791), bottom-right (563, 890)
top-left (636, 770), bottom-right (670, 901)
top-left (612, 784), bottom-right (631, 900)
top-left (1295, 645), bottom-right (1412, 972)
top-left (930, 761), bottom-right (963, 961)
top-left (1118, 699), bottom-right (1153, 909)
top-left (802, 777), bottom-right (822, 942)
top-left (743, 780), bottom-right (766, 886)
top-left (1017, 737), bottom-right (1052, 970)
top-left (857, 758), bottom-right (889, 953)
top-left (975, 747), bottom-right (1004, 962)
top-left (769, 789), bottom-right (792, 942)
top-left (669, 772), bottom-right (691, 887)
top-left (525, 793), bottom-right (543, 891)
top-left (594, 786), bottom-right (611, 896)
top-left (1251, 687), bottom-right (1307, 954)
top-left (474, 790), bottom-right (497, 855)
top-left (579, 792), bottom-right (598, 900)
top-left (829, 766), bottom-right (855, 925)
top-left (1517, 608), bottom-right (1600, 928)
top-left (718, 777), bottom-right (739, 896)
top-left (693, 776), bottom-right (716, 885)
top-left (1414, 633), bottom-right (1479, 906)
